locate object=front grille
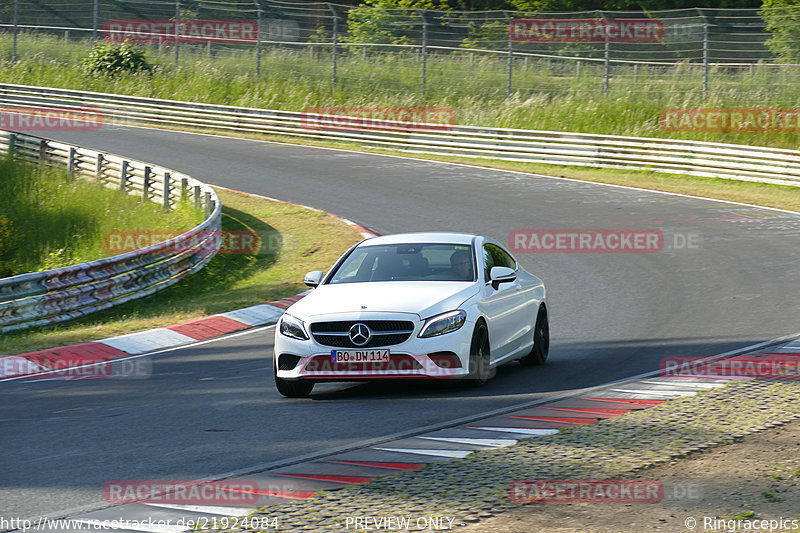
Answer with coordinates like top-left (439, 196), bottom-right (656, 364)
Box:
top-left (310, 320), bottom-right (415, 348)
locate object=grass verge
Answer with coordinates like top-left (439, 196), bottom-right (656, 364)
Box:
top-left (0, 157), bottom-right (203, 276)
top-left (0, 188), bottom-right (364, 355)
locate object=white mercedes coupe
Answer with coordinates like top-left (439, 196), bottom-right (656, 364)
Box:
top-left (273, 232), bottom-right (548, 397)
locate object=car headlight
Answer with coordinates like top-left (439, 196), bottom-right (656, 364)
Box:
top-left (280, 313), bottom-right (309, 340)
top-left (419, 310), bottom-right (467, 338)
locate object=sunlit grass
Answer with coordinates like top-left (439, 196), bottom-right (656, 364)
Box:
top-left (0, 157), bottom-right (202, 273)
top-left (0, 187), bottom-right (364, 354)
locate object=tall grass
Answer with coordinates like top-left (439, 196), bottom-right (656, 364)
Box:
top-left (0, 157), bottom-right (203, 275)
top-left (1, 32), bottom-right (799, 149)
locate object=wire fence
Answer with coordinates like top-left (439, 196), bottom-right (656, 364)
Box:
top-left (2, 1), bottom-right (800, 97)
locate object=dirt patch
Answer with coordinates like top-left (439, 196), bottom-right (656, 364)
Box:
top-left (462, 418), bottom-right (800, 533)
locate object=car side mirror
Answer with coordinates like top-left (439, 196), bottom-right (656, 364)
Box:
top-left (489, 266), bottom-right (516, 290)
top-left (303, 270), bottom-right (324, 288)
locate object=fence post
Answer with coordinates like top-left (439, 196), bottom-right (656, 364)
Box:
top-left (204, 191), bottom-right (212, 216)
top-left (256, 6), bottom-right (262, 76)
top-left (143, 166), bottom-right (152, 201)
top-left (163, 172), bottom-right (171, 209)
top-left (174, 0), bottom-right (181, 69)
top-left (600, 11), bottom-right (610, 94)
top-left (418, 10), bottom-right (428, 99)
top-left (329, 4), bottom-right (339, 92)
top-left (120, 161), bottom-right (128, 191)
top-left (505, 11), bottom-right (513, 98)
top-left (12, 0), bottom-right (19, 62)
top-left (93, 0), bottom-right (99, 42)
top-left (96, 153), bottom-right (104, 181)
top-left (698, 8), bottom-right (709, 95)
top-left (67, 147), bottom-right (76, 177)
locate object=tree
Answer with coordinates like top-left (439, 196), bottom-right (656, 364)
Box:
top-left (761, 0), bottom-right (800, 63)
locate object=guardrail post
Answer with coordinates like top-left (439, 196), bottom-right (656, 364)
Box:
top-left (163, 172), bottom-right (171, 209)
top-left (143, 166), bottom-right (152, 201)
top-left (38, 140), bottom-right (48, 164)
top-left (204, 191), bottom-right (212, 216)
top-left (8, 133), bottom-right (17, 157)
top-left (193, 185), bottom-right (201, 209)
top-left (96, 154), bottom-right (104, 181)
top-left (67, 147), bottom-right (76, 177)
top-left (181, 177), bottom-right (188, 200)
top-left (120, 161), bottom-right (129, 191)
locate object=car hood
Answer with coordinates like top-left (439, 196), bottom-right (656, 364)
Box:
top-left (289, 281), bottom-right (479, 320)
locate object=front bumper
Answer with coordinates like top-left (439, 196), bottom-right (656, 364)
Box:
top-left (274, 313), bottom-right (473, 381)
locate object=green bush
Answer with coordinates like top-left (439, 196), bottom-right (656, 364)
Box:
top-left (0, 214), bottom-right (20, 278)
top-left (81, 41), bottom-right (153, 75)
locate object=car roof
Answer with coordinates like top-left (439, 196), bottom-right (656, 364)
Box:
top-left (359, 232), bottom-right (478, 246)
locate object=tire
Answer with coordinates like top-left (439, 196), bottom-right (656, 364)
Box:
top-left (274, 364), bottom-right (314, 398)
top-left (520, 305), bottom-right (549, 366)
top-left (465, 321), bottom-right (493, 386)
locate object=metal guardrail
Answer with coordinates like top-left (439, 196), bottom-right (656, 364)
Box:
top-left (0, 129), bottom-right (221, 333)
top-left (2, 83), bottom-right (798, 188)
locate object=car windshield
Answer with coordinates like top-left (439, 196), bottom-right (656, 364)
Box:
top-left (328, 243), bottom-right (476, 284)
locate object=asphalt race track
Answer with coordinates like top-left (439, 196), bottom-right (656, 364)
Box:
top-left (2, 124), bottom-right (800, 521)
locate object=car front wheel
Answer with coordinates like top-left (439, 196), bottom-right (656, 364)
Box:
top-left (274, 364), bottom-right (314, 398)
top-left (466, 321), bottom-right (493, 386)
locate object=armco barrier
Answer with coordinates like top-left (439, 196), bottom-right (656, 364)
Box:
top-left (0, 130), bottom-right (221, 333)
top-left (1, 83), bottom-right (800, 187)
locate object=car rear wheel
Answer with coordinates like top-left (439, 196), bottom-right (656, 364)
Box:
top-left (274, 364), bottom-right (314, 398)
top-left (520, 305), bottom-right (549, 366)
top-left (466, 321), bottom-right (493, 386)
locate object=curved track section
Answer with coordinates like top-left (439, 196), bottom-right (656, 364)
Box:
top-left (2, 124), bottom-right (799, 521)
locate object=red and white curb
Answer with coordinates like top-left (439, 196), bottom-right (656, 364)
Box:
top-left (0, 297), bottom-right (299, 379)
top-left (32, 338), bottom-right (799, 533)
top-left (0, 210), bottom-right (377, 381)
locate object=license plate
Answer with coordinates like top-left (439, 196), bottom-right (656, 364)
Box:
top-left (332, 349), bottom-right (390, 363)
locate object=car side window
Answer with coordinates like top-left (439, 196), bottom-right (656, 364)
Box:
top-left (482, 245), bottom-right (495, 282)
top-left (483, 243), bottom-right (516, 282)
